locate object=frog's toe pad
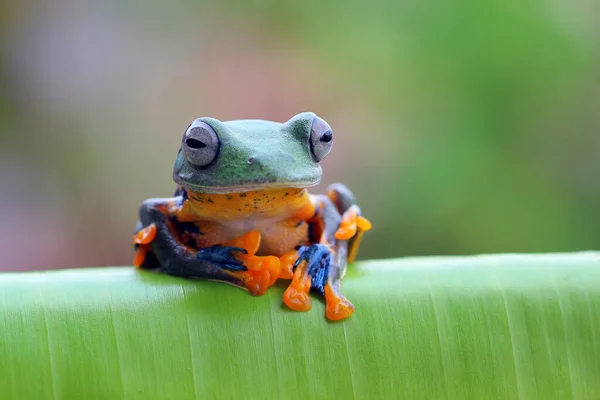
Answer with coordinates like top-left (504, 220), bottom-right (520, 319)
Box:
top-left (283, 286), bottom-right (312, 312)
top-left (133, 245), bottom-right (149, 268)
top-left (335, 216), bottom-right (357, 240)
top-left (232, 254), bottom-right (280, 296)
top-left (250, 255), bottom-right (281, 289)
top-left (324, 284), bottom-right (355, 321)
top-left (242, 271), bottom-right (271, 296)
top-left (132, 224), bottom-right (158, 268)
top-left (223, 230), bottom-right (281, 293)
top-left (356, 216), bottom-right (373, 231)
top-left (326, 298), bottom-right (355, 321)
top-left (133, 224), bottom-right (157, 245)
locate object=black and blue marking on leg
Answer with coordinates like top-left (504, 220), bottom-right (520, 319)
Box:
top-left (293, 244), bottom-right (332, 294)
top-left (195, 245), bottom-right (248, 272)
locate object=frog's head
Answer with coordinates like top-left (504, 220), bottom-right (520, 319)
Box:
top-left (173, 112), bottom-right (334, 193)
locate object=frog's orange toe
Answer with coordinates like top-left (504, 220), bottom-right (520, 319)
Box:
top-left (326, 298), bottom-right (355, 321)
top-left (278, 250), bottom-right (299, 280)
top-left (261, 255), bottom-right (281, 287)
top-left (224, 230), bottom-right (261, 255)
top-left (133, 224), bottom-right (157, 245)
top-left (282, 259), bottom-right (312, 312)
top-left (356, 216), bottom-right (373, 231)
top-left (335, 208), bottom-right (373, 240)
top-left (283, 286), bottom-right (312, 312)
top-left (243, 270), bottom-right (271, 296)
top-left (233, 253), bottom-right (280, 296)
top-left (223, 230), bottom-right (281, 295)
top-left (335, 208), bottom-right (359, 240)
top-left (324, 284), bottom-right (354, 321)
top-left (133, 245), bottom-right (149, 268)
top-left (335, 221), bottom-right (357, 240)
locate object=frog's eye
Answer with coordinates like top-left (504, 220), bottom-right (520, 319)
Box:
top-left (182, 121), bottom-right (220, 168)
top-left (309, 116), bottom-right (333, 162)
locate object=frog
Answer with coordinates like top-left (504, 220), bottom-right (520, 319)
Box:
top-left (133, 112), bottom-right (371, 320)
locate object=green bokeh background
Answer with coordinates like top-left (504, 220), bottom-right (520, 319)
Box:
top-left (0, 0), bottom-right (598, 270)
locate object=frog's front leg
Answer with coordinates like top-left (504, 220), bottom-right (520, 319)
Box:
top-left (281, 186), bottom-right (370, 321)
top-left (134, 197), bottom-right (279, 294)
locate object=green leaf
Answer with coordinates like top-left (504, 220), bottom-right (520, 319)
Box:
top-left (1, 253), bottom-right (599, 399)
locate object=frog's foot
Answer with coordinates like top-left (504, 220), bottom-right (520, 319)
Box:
top-left (334, 205), bottom-right (372, 263)
top-left (283, 244), bottom-right (355, 320)
top-left (222, 230), bottom-right (281, 296)
top-left (283, 254), bottom-right (313, 312)
top-left (324, 283), bottom-right (355, 321)
top-left (280, 245), bottom-right (335, 317)
top-left (334, 205), bottom-right (372, 240)
top-left (234, 254), bottom-right (280, 296)
top-left (132, 224), bottom-right (157, 268)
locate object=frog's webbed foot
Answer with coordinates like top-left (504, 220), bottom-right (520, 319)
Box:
top-left (221, 230), bottom-right (280, 296)
top-left (335, 205), bottom-right (372, 240)
top-left (334, 205), bottom-right (372, 263)
top-left (281, 244), bottom-right (355, 320)
top-left (323, 282), bottom-right (355, 321)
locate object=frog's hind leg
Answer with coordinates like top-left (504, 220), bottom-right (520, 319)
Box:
top-left (282, 243), bottom-right (335, 313)
top-left (323, 242), bottom-right (356, 321)
top-left (282, 242), bottom-right (355, 321)
top-left (327, 183), bottom-right (356, 215)
top-left (327, 183), bottom-right (372, 263)
top-left (281, 195), bottom-right (356, 320)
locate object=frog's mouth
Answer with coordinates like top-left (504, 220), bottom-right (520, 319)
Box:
top-left (175, 178), bottom-right (320, 194)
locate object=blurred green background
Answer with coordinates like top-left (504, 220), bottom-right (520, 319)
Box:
top-left (0, 0), bottom-right (598, 271)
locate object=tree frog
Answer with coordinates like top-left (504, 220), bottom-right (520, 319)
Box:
top-left (133, 112), bottom-right (371, 320)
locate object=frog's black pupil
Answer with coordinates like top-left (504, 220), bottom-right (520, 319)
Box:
top-left (320, 131), bottom-right (333, 143)
top-left (186, 138), bottom-right (207, 149)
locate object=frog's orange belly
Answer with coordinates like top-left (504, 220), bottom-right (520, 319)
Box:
top-left (257, 224), bottom-right (310, 256)
top-left (192, 217), bottom-right (310, 257)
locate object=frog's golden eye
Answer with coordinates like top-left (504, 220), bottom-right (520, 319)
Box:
top-left (182, 121), bottom-right (220, 168)
top-left (310, 116), bottom-right (333, 162)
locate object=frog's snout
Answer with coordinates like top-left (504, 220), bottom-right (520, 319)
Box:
top-left (245, 155), bottom-right (273, 168)
top-left (244, 153), bottom-right (293, 171)
top-left (243, 154), bottom-right (286, 183)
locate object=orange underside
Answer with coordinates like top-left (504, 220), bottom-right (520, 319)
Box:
top-left (183, 188), bottom-right (315, 221)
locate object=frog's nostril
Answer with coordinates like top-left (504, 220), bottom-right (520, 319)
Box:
top-left (185, 138), bottom-right (207, 149)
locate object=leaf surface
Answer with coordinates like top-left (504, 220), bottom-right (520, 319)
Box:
top-left (1, 253), bottom-right (599, 399)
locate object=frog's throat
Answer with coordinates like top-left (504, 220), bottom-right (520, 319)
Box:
top-left (184, 188), bottom-right (314, 220)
